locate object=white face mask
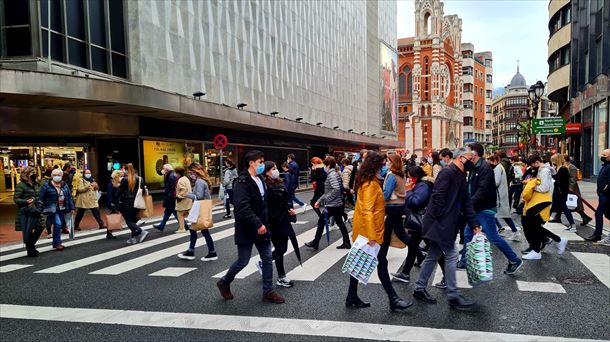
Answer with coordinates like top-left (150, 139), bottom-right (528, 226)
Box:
top-left (161, 169), bottom-right (166, 175)
top-left (271, 169), bottom-right (280, 179)
top-left (84, 174), bottom-right (92, 179)
top-left (52, 176), bottom-right (62, 183)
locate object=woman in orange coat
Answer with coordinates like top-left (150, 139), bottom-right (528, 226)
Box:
top-left (347, 151), bottom-right (413, 311)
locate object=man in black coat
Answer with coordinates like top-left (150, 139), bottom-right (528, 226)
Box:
top-left (413, 147), bottom-right (481, 311)
top-left (153, 164), bottom-right (179, 232)
top-left (217, 150), bottom-right (285, 304)
top-left (588, 148), bottom-right (610, 242)
top-left (458, 143), bottom-right (522, 275)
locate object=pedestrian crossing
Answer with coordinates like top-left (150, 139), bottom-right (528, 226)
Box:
top-left (1, 210), bottom-right (609, 298)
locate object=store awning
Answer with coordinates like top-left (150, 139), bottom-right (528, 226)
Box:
top-left (0, 69), bottom-right (399, 148)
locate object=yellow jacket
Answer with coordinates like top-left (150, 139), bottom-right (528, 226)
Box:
top-left (422, 163), bottom-right (433, 177)
top-left (522, 178), bottom-right (551, 221)
top-left (352, 180), bottom-right (385, 243)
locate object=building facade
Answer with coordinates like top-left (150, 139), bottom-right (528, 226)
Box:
top-left (397, 0), bottom-right (464, 155)
top-left (565, 0), bottom-right (609, 177)
top-left (492, 68), bottom-right (556, 154)
top-left (461, 43), bottom-right (493, 145)
top-left (0, 0), bottom-right (398, 191)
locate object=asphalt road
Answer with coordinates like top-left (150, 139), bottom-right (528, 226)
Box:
top-left (1, 191), bottom-right (609, 342)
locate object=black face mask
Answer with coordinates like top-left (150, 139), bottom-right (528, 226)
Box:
top-left (463, 159), bottom-right (474, 172)
top-left (602, 156), bottom-right (608, 163)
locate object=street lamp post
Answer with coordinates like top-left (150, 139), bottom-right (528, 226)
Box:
top-left (527, 80), bottom-right (545, 156)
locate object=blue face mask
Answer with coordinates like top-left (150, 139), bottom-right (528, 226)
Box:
top-left (380, 165), bottom-right (389, 177)
top-left (255, 163), bottom-right (265, 175)
top-left (440, 160), bottom-right (446, 167)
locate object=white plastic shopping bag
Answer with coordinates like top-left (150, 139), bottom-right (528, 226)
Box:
top-left (341, 235), bottom-right (380, 285)
top-left (566, 194), bottom-right (578, 210)
top-left (186, 200), bottom-right (201, 224)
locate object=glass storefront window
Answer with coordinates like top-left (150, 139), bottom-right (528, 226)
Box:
top-left (204, 144), bottom-right (237, 186)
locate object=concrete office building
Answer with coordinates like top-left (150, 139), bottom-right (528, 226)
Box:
top-left (0, 0), bottom-right (398, 191)
top-left (461, 43), bottom-right (493, 145)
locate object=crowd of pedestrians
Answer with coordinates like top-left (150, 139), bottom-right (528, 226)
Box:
top-left (11, 144), bottom-right (610, 310)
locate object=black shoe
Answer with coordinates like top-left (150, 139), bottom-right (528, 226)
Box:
top-left (413, 289), bottom-right (437, 304)
top-left (26, 248), bottom-right (39, 257)
top-left (448, 295), bottom-right (477, 311)
top-left (106, 232), bottom-right (116, 239)
top-left (391, 272), bottom-right (410, 283)
top-left (585, 234), bottom-right (602, 242)
top-left (345, 296), bottom-right (370, 308)
top-left (222, 214), bottom-right (232, 219)
top-left (389, 295), bottom-right (413, 312)
top-left (549, 218), bottom-right (562, 223)
top-left (581, 216), bottom-right (592, 226)
top-left (336, 243), bottom-right (351, 249)
top-left (153, 224), bottom-right (164, 232)
top-left (304, 241), bottom-right (319, 250)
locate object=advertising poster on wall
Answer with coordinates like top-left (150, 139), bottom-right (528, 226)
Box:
top-left (142, 140), bottom-right (185, 187)
top-left (380, 42), bottom-right (398, 133)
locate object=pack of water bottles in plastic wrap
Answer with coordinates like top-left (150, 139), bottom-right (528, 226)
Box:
top-left (466, 233), bottom-right (493, 286)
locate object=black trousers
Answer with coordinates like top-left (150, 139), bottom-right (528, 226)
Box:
top-left (121, 203), bottom-right (142, 238)
top-left (348, 214), bottom-right (398, 299)
top-left (24, 224), bottom-right (44, 252)
top-left (522, 214), bottom-right (561, 252)
top-left (271, 234), bottom-right (289, 278)
top-left (313, 206), bottom-right (350, 245)
top-left (74, 207), bottom-right (105, 228)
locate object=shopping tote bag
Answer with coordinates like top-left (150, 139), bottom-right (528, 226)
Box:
top-left (139, 195), bottom-right (154, 218)
top-left (190, 200), bottom-right (213, 230)
top-left (106, 213), bottom-right (124, 231)
top-left (341, 235), bottom-right (380, 285)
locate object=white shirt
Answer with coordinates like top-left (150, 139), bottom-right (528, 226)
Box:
top-left (251, 176), bottom-right (265, 198)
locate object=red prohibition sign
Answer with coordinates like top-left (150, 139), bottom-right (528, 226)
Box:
top-left (213, 134), bottom-right (228, 150)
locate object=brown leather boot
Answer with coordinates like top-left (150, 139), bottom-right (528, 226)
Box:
top-left (216, 280), bottom-right (234, 300)
top-left (262, 291), bottom-right (285, 304)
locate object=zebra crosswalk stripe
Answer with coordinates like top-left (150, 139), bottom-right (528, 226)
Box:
top-left (287, 238), bottom-right (348, 281)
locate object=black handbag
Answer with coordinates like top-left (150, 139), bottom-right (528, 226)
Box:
top-left (403, 207), bottom-right (425, 233)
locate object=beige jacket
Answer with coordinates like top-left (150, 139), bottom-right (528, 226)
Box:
top-left (175, 176), bottom-right (193, 211)
top-left (75, 178), bottom-right (99, 209)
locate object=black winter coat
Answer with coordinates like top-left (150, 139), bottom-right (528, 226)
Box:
top-left (266, 183), bottom-right (295, 238)
top-left (467, 159), bottom-right (497, 212)
top-left (552, 166), bottom-right (571, 204)
top-left (422, 164), bottom-right (479, 248)
top-left (233, 171), bottom-right (269, 244)
top-left (163, 172), bottom-right (177, 208)
top-left (310, 167), bottom-right (327, 204)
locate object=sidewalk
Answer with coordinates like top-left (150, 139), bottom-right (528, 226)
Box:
top-left (0, 199), bottom-right (223, 245)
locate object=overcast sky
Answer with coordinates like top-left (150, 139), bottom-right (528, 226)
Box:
top-left (396, 0), bottom-right (550, 89)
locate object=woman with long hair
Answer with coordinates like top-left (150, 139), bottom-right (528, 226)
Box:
top-left (549, 154), bottom-right (576, 231)
top-left (178, 163), bottom-right (217, 261)
top-left (431, 152), bottom-right (442, 179)
top-left (118, 163), bottom-right (148, 244)
top-left (382, 154), bottom-right (410, 260)
top-left (262, 161), bottom-right (297, 288)
top-left (347, 151), bottom-right (413, 311)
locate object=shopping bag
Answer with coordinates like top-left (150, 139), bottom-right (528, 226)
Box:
top-left (566, 194), bottom-right (578, 210)
top-left (106, 213), bottom-right (124, 231)
top-left (465, 233), bottom-right (493, 286)
top-left (219, 184), bottom-right (225, 201)
top-left (341, 235), bottom-right (380, 285)
top-left (134, 187), bottom-right (146, 209)
top-left (186, 200), bottom-right (201, 224)
top-left (65, 212), bottom-right (74, 240)
top-left (138, 195), bottom-right (154, 218)
top-left (389, 231), bottom-right (406, 249)
top-left (191, 199), bottom-right (213, 230)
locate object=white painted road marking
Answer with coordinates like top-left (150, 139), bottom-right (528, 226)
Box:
top-left (149, 267), bottom-right (197, 277)
top-left (0, 304), bottom-right (602, 342)
top-left (571, 252), bottom-right (610, 289)
top-left (0, 264), bottom-right (33, 273)
top-left (516, 281), bottom-right (566, 293)
top-left (368, 246), bottom-right (406, 284)
top-left (287, 237), bottom-right (347, 281)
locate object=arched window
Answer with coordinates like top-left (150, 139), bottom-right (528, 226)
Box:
top-left (399, 65), bottom-right (411, 96)
top-left (424, 12), bottom-right (432, 35)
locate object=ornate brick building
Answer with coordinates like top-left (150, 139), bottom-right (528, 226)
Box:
top-left (397, 0), bottom-right (464, 154)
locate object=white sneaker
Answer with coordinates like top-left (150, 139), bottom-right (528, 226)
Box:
top-left (598, 237), bottom-right (610, 247)
top-left (564, 225), bottom-right (573, 231)
top-left (509, 231), bottom-right (522, 241)
top-left (301, 204), bottom-right (309, 211)
top-left (126, 237), bottom-right (137, 245)
top-left (523, 250), bottom-right (542, 260)
top-left (566, 226), bottom-right (578, 233)
top-left (276, 277), bottom-right (294, 288)
top-left (556, 237), bottom-right (568, 255)
top-left (138, 230), bottom-right (149, 243)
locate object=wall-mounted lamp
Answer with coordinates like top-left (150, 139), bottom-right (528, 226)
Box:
top-left (316, 122), bottom-right (323, 126)
top-left (348, 129), bottom-right (354, 133)
top-left (295, 117), bottom-right (303, 122)
top-left (270, 111), bottom-right (279, 117)
top-left (333, 126), bottom-right (339, 130)
top-left (193, 91), bottom-right (206, 100)
top-left (237, 103), bottom-right (247, 109)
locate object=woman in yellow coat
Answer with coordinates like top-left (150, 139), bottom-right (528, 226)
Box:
top-left (347, 151), bottom-right (413, 311)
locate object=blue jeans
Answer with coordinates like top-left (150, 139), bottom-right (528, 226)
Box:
top-left (222, 240), bottom-right (274, 295)
top-left (461, 211), bottom-right (520, 264)
top-left (290, 191), bottom-right (305, 207)
top-left (158, 208), bottom-right (178, 228)
top-left (594, 195), bottom-right (608, 237)
top-left (188, 229), bottom-right (215, 253)
top-left (47, 213), bottom-right (63, 246)
top-left (495, 218), bottom-right (518, 232)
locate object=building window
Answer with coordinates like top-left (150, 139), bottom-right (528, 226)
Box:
top-left (584, 50), bottom-right (589, 83)
top-left (399, 65), bottom-right (412, 96)
top-left (1, 0), bottom-right (33, 57)
top-left (424, 12), bottom-right (432, 35)
top-left (485, 59), bottom-right (492, 68)
top-left (40, 0), bottom-right (128, 78)
top-left (596, 38), bottom-right (602, 75)
top-left (464, 83), bottom-right (473, 93)
top-left (464, 100), bottom-right (473, 109)
top-left (462, 66), bottom-right (473, 76)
